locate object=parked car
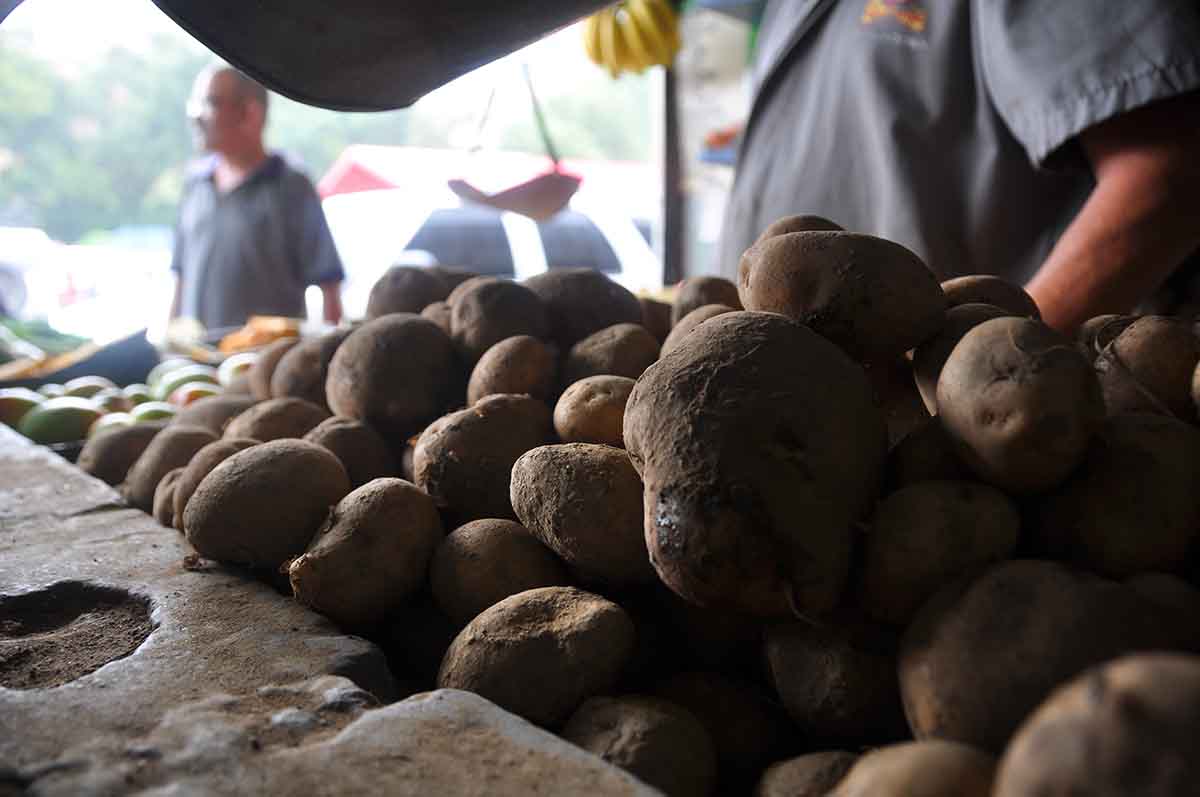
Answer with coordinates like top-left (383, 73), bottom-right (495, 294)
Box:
top-left (319, 188), bottom-right (662, 320)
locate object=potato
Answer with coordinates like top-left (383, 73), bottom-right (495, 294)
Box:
top-left (450, 279), bottom-right (549, 365)
top-left (425, 265), bottom-right (479, 292)
top-left (523, 268), bottom-right (643, 349)
top-left (829, 740), bottom-right (995, 797)
top-left (466, 335), bottom-right (557, 405)
top-left (940, 275), bottom-right (1040, 318)
top-left (289, 478), bottom-right (443, 629)
top-left (1030, 412), bottom-right (1200, 577)
top-left (1094, 315), bottom-right (1200, 421)
top-left (659, 304), bottom-right (736, 358)
top-left (1125, 572), bottom-right (1200, 614)
top-left (247, 337), bottom-right (299, 401)
top-left (898, 559), bottom-right (1198, 753)
top-left (756, 752), bottom-right (858, 797)
top-left (624, 312), bottom-right (886, 617)
top-left (171, 437), bottom-right (259, 531)
top-left (562, 696), bottom-right (717, 797)
top-left (510, 443), bottom-right (655, 588)
top-left (859, 481), bottom-right (1019, 626)
top-left (671, 276), bottom-right (741, 326)
top-left (436, 586), bottom-right (635, 727)
top-left (171, 394), bottom-right (257, 436)
top-left (123, 424), bottom-right (219, 512)
top-left (754, 214), bottom-right (844, 244)
top-left (419, 300), bottom-right (453, 335)
top-left (737, 231), bottom-right (946, 362)
top-left (765, 612), bottom-right (908, 745)
top-left (446, 275), bottom-right (499, 306)
top-left (911, 303), bottom-right (1011, 414)
top-left (325, 313), bottom-right (461, 444)
top-left (553, 375), bottom-right (634, 447)
top-left (885, 415), bottom-right (972, 491)
top-left (863, 354), bottom-right (931, 448)
top-left (655, 671), bottom-right (796, 790)
top-left (562, 323), bottom-right (659, 387)
top-left (936, 316), bottom-right (1104, 494)
top-left (639, 296), bottom-right (672, 344)
top-left (269, 328), bottom-right (354, 408)
top-left (365, 265), bottom-right (450, 317)
top-left (994, 654), bottom-right (1200, 797)
top-left (77, 421), bottom-right (166, 486)
top-left (184, 439), bottom-right (350, 569)
top-left (152, 467), bottom-right (185, 528)
top-left (429, 518), bottom-right (572, 626)
top-left (414, 394), bottom-right (552, 522)
top-left (223, 396), bottom-right (329, 442)
top-left (1077, 313), bottom-right (1136, 363)
top-left (303, 416), bottom-right (397, 489)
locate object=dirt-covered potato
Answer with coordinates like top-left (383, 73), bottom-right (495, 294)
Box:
top-left (289, 478), bottom-right (443, 629)
top-left (860, 481), bottom-right (1019, 626)
top-left (911, 303), bottom-right (1011, 414)
top-left (625, 312), bottom-right (886, 617)
top-left (765, 613), bottom-right (908, 745)
top-left (671, 276), bottom-right (741, 326)
top-left (993, 654), bottom-right (1200, 797)
top-left (446, 275), bottom-right (499, 306)
top-left (269, 328), bottom-right (354, 408)
top-left (325, 313), bottom-right (461, 444)
top-left (426, 266), bottom-right (479, 292)
top-left (562, 323), bottom-right (659, 387)
top-left (1126, 572), bottom-right (1200, 614)
top-left (738, 231), bottom-right (946, 363)
top-left (436, 586), bottom-right (635, 727)
top-left (829, 740), bottom-right (995, 797)
top-left (885, 416), bottom-right (972, 491)
top-left (553, 375), bottom-right (635, 447)
top-left (754, 214), bottom-right (844, 244)
top-left (223, 396), bottom-right (329, 441)
top-left (303, 416), bottom-right (397, 489)
top-left (639, 297), bottom-right (672, 344)
top-left (467, 335), bottom-right (557, 405)
top-left (756, 752), bottom-right (859, 797)
top-left (429, 518), bottom-right (572, 626)
top-left (171, 394), bottom-right (257, 436)
top-left (419, 300), bottom-right (453, 335)
top-left (940, 275), bottom-right (1040, 318)
top-left (171, 437), bottom-right (259, 531)
top-left (184, 439), bottom-right (350, 569)
top-left (523, 268), bottom-right (643, 349)
top-left (77, 421), bottom-right (166, 486)
top-left (659, 304), bottom-right (735, 359)
top-left (863, 354), bottom-right (931, 449)
top-left (123, 424), bottom-right (219, 512)
top-left (510, 443), bottom-right (655, 588)
top-left (1030, 413), bottom-right (1200, 578)
top-left (937, 316), bottom-right (1104, 494)
top-left (1077, 314), bottom-right (1136, 364)
top-left (1094, 315), bottom-right (1200, 421)
top-left (414, 394), bottom-right (552, 522)
top-left (562, 696), bottom-right (717, 797)
top-left (898, 560), bottom-right (1198, 753)
top-left (247, 337), bottom-right (299, 401)
top-left (365, 265), bottom-right (451, 318)
top-left (153, 467), bottom-right (184, 528)
top-left (450, 279), bottom-right (549, 364)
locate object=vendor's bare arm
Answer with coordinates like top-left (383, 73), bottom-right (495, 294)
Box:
top-left (1026, 91), bottom-right (1200, 334)
top-left (320, 282), bottom-right (343, 325)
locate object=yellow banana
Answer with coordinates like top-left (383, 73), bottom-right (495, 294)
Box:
top-left (582, 13), bottom-right (602, 66)
top-left (596, 8), bottom-right (622, 78)
top-left (625, 0), bottom-right (672, 66)
top-left (618, 3), bottom-right (657, 71)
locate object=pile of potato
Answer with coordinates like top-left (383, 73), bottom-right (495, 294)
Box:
top-left (77, 222), bottom-right (1200, 796)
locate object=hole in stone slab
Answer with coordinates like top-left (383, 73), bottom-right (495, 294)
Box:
top-left (0, 581), bottom-right (153, 690)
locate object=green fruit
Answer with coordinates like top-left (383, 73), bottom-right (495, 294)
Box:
top-left (17, 397), bottom-right (103, 444)
top-left (89, 412), bottom-right (133, 437)
top-left (64, 375), bottom-right (118, 398)
top-left (90, 388), bottom-right (133, 413)
top-left (153, 365), bottom-right (220, 401)
top-left (0, 388), bottom-right (45, 427)
top-left (38, 383), bottom-right (66, 398)
top-left (147, 358), bottom-right (196, 389)
top-left (218, 352), bottom-right (258, 387)
top-left (130, 401), bottom-right (178, 422)
top-left (123, 383), bottom-right (152, 405)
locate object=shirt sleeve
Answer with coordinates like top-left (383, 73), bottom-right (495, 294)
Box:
top-left (289, 175), bottom-right (346, 286)
top-left (975, 0), bottom-right (1200, 169)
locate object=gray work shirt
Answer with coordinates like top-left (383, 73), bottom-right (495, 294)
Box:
top-left (170, 154), bottom-right (345, 330)
top-left (719, 0), bottom-right (1200, 290)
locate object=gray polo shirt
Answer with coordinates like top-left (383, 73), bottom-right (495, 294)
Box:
top-left (719, 0), bottom-right (1200, 291)
top-left (170, 154), bottom-right (345, 330)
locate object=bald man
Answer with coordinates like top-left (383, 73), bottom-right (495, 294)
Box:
top-left (169, 65), bottom-right (344, 329)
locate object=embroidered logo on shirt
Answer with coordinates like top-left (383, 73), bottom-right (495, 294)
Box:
top-left (861, 0), bottom-right (927, 33)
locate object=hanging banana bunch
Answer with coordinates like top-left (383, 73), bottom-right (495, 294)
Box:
top-left (583, 0), bottom-right (682, 78)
